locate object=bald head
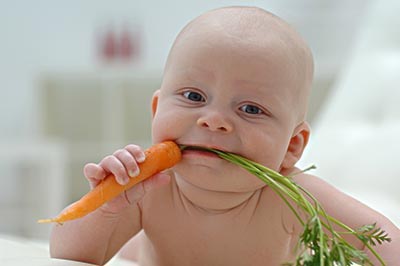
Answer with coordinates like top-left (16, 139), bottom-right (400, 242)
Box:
top-left (164, 6), bottom-right (314, 121)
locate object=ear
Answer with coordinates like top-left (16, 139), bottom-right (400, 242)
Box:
top-left (281, 121), bottom-right (310, 170)
top-left (151, 90), bottom-right (160, 118)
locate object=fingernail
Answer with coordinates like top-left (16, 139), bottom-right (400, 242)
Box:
top-left (129, 169), bottom-right (140, 177)
top-left (137, 154), bottom-right (145, 163)
top-left (119, 177), bottom-right (129, 185)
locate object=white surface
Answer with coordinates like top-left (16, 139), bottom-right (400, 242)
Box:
top-left (0, 235), bottom-right (92, 266)
top-left (0, 235), bottom-right (134, 266)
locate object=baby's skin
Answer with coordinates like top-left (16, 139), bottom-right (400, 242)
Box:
top-left (50, 7), bottom-right (400, 265)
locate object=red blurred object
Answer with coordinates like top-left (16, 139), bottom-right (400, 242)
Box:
top-left (97, 23), bottom-right (141, 64)
top-left (120, 28), bottom-right (133, 61)
top-left (101, 28), bottom-right (117, 62)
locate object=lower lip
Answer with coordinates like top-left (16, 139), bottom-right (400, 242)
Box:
top-left (182, 149), bottom-right (220, 158)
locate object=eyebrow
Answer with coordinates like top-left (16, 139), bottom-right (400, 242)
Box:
top-left (235, 80), bottom-right (286, 112)
top-left (177, 66), bottom-right (216, 83)
top-left (236, 78), bottom-right (271, 89)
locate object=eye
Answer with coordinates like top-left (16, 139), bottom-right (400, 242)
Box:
top-left (239, 104), bottom-right (263, 115)
top-left (182, 90), bottom-right (205, 102)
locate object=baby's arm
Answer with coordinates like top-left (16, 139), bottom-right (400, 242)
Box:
top-left (49, 144), bottom-right (170, 265)
top-left (294, 174), bottom-right (400, 265)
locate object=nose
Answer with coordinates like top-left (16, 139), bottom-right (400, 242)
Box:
top-left (197, 111), bottom-right (233, 133)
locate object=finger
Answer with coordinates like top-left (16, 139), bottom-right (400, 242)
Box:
top-left (83, 163), bottom-right (106, 180)
top-left (125, 144), bottom-right (146, 163)
top-left (83, 163), bottom-right (107, 188)
top-left (113, 149), bottom-right (140, 178)
top-left (125, 172), bottom-right (171, 203)
top-left (99, 155), bottom-right (130, 185)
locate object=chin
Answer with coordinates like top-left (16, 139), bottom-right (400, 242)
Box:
top-left (173, 163), bottom-right (265, 193)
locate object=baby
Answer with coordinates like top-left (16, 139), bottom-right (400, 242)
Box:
top-left (49, 6), bottom-right (400, 265)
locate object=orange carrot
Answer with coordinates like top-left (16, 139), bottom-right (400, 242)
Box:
top-left (38, 141), bottom-right (181, 224)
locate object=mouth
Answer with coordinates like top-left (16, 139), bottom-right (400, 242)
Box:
top-left (180, 143), bottom-right (226, 151)
top-left (179, 144), bottom-right (222, 156)
top-left (179, 144), bottom-right (225, 158)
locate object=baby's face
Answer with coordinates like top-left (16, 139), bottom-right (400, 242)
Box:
top-left (152, 23), bottom-right (306, 194)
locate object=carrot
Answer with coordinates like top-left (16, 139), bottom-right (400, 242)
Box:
top-left (38, 141), bottom-right (181, 224)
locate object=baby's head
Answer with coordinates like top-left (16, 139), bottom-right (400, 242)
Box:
top-left (165, 6), bottom-right (313, 122)
top-left (151, 6), bottom-right (314, 196)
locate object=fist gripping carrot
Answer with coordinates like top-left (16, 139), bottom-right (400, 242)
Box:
top-left (39, 141), bottom-right (181, 223)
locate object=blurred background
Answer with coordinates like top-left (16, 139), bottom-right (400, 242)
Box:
top-left (1, 0), bottom-right (399, 240)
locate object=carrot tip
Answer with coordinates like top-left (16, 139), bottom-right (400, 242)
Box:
top-left (37, 218), bottom-right (55, 224)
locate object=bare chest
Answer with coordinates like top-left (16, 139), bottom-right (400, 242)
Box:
top-left (139, 187), bottom-right (297, 265)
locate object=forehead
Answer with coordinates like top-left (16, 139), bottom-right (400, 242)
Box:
top-left (166, 26), bottom-right (298, 94)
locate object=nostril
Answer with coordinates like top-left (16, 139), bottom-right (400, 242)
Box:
top-left (197, 115), bottom-right (233, 132)
top-left (200, 121), bottom-right (209, 128)
top-left (200, 122), bottom-right (228, 132)
top-left (218, 126), bottom-right (227, 132)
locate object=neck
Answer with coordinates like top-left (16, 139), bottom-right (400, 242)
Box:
top-left (173, 172), bottom-right (257, 213)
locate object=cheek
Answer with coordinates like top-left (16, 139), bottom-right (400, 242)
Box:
top-left (243, 129), bottom-right (290, 171)
top-left (151, 115), bottom-right (169, 143)
top-left (151, 108), bottom-right (183, 143)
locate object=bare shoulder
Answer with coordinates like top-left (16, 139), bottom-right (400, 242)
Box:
top-left (289, 169), bottom-right (398, 236)
top-left (290, 170), bottom-right (342, 199)
top-left (290, 170), bottom-right (372, 217)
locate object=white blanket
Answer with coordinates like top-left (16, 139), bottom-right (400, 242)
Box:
top-left (0, 234), bottom-right (134, 266)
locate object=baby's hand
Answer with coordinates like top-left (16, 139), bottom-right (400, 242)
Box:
top-left (84, 144), bottom-right (146, 188)
top-left (83, 144), bottom-right (170, 213)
